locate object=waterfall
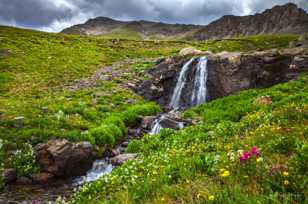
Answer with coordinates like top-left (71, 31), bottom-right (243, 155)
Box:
top-left (169, 58), bottom-right (195, 109)
top-left (149, 115), bottom-right (165, 135)
top-left (150, 56), bottom-right (208, 135)
top-left (191, 56), bottom-right (208, 106)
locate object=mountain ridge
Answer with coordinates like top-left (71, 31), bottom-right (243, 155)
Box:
top-left (61, 3), bottom-right (308, 40)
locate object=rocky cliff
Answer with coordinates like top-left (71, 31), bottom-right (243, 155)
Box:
top-left (62, 3), bottom-right (308, 40)
top-left (189, 3), bottom-right (308, 40)
top-left (136, 47), bottom-right (308, 109)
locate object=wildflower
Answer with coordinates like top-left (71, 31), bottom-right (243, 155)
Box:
top-left (283, 180), bottom-right (290, 186)
top-left (256, 157), bottom-right (263, 163)
top-left (282, 171), bottom-right (289, 177)
top-left (240, 151), bottom-right (251, 162)
top-left (220, 170), bottom-right (230, 177)
top-left (251, 147), bottom-right (260, 156)
top-left (208, 195), bottom-right (215, 201)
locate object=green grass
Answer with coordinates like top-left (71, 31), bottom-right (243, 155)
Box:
top-left (100, 28), bottom-right (143, 40)
top-left (69, 74), bottom-right (308, 203)
top-left (0, 25), bottom-right (302, 195)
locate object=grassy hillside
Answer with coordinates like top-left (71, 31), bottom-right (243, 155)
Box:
top-left (0, 25), bottom-right (301, 192)
top-left (69, 74), bottom-right (308, 203)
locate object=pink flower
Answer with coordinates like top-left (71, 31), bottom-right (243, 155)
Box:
top-left (250, 147), bottom-right (260, 156)
top-left (239, 147), bottom-right (261, 163)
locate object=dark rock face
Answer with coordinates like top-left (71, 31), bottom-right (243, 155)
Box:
top-left (136, 48), bottom-right (308, 108)
top-left (35, 139), bottom-right (94, 178)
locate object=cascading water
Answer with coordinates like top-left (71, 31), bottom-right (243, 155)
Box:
top-left (191, 56), bottom-right (208, 106)
top-left (150, 56), bottom-right (208, 135)
top-left (73, 159), bottom-right (113, 185)
top-left (169, 58), bottom-right (195, 110)
top-left (149, 115), bottom-right (165, 135)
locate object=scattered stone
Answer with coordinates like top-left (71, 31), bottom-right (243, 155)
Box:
top-left (3, 169), bottom-right (17, 184)
top-left (41, 107), bottom-right (49, 113)
top-left (0, 49), bottom-right (13, 57)
top-left (110, 153), bottom-right (138, 166)
top-left (16, 177), bottom-right (32, 185)
top-left (141, 116), bottom-right (156, 129)
top-left (35, 139), bottom-right (94, 177)
top-left (127, 83), bottom-right (136, 89)
top-left (254, 96), bottom-right (273, 105)
top-left (121, 141), bottom-right (129, 147)
top-left (13, 116), bottom-right (25, 128)
top-left (128, 128), bottom-right (142, 137)
top-left (32, 173), bottom-right (54, 184)
top-left (111, 148), bottom-right (121, 157)
top-left (126, 99), bottom-right (136, 104)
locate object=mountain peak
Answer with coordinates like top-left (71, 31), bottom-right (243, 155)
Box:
top-left (62, 3), bottom-right (308, 40)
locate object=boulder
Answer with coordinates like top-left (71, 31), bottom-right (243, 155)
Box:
top-left (35, 139), bottom-right (94, 177)
top-left (179, 47), bottom-right (213, 56)
top-left (110, 153), bottom-right (138, 166)
top-left (32, 173), bottom-right (54, 184)
top-left (141, 116), bottom-right (156, 129)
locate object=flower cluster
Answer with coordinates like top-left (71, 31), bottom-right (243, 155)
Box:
top-left (239, 147), bottom-right (261, 162)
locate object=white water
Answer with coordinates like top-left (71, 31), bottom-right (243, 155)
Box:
top-left (73, 160), bottom-right (113, 185)
top-left (169, 58), bottom-right (195, 110)
top-left (191, 56), bottom-right (208, 106)
top-left (151, 56), bottom-right (208, 135)
top-left (149, 115), bottom-right (165, 135)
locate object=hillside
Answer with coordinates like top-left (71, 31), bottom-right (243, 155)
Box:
top-left (0, 24), bottom-right (307, 204)
top-left (62, 3), bottom-right (308, 40)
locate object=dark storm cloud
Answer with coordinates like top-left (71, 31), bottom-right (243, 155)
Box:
top-left (0, 0), bottom-right (307, 32)
top-left (0, 0), bottom-right (75, 28)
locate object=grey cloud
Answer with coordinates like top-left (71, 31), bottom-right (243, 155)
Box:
top-left (0, 0), bottom-right (75, 28)
top-left (0, 0), bottom-right (307, 32)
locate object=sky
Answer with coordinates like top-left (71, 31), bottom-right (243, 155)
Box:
top-left (0, 0), bottom-right (307, 32)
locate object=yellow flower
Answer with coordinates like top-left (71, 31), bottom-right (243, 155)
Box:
top-left (282, 171), bottom-right (289, 177)
top-left (220, 170), bottom-right (230, 177)
top-left (208, 195), bottom-right (215, 201)
top-left (256, 157), bottom-right (263, 163)
top-left (283, 180), bottom-right (290, 186)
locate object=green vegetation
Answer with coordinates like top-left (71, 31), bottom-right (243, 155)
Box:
top-left (100, 28), bottom-right (143, 40)
top-left (0, 25), bottom-right (303, 200)
top-left (69, 74), bottom-right (308, 203)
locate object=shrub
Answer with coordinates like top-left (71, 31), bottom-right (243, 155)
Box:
top-left (9, 143), bottom-right (39, 177)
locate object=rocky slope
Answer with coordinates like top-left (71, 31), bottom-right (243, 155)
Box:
top-left (190, 3), bottom-right (308, 40)
top-left (62, 3), bottom-right (308, 40)
top-left (61, 17), bottom-right (201, 39)
top-left (137, 47), bottom-right (308, 108)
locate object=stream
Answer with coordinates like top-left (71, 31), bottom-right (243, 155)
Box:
top-left (0, 56), bottom-right (208, 203)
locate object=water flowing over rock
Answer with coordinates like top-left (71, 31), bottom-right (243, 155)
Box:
top-left (137, 47), bottom-right (308, 108)
top-left (169, 58), bottom-right (195, 109)
top-left (191, 57), bottom-right (208, 106)
top-left (73, 160), bottom-right (113, 185)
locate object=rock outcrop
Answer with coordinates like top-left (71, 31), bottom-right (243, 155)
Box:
top-left (35, 139), bottom-right (94, 178)
top-left (189, 3), bottom-right (308, 40)
top-left (136, 47), bottom-right (308, 108)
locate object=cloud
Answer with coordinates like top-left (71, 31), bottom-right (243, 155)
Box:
top-left (0, 0), bottom-right (307, 32)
